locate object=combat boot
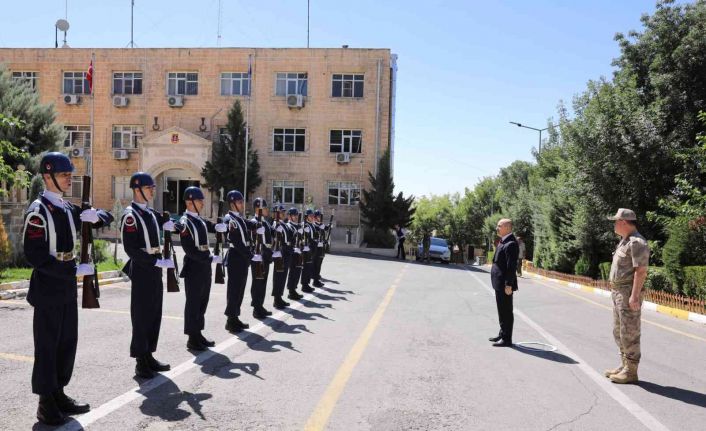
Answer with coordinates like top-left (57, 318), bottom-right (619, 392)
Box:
top-left (610, 360), bottom-right (639, 384)
top-left (604, 354), bottom-right (626, 378)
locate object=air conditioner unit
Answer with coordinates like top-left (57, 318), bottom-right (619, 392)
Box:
top-left (113, 149), bottom-right (129, 160)
top-left (70, 147), bottom-right (85, 158)
top-left (286, 94), bottom-right (304, 109)
top-left (336, 153), bottom-right (351, 164)
top-left (167, 95), bottom-right (184, 107)
top-left (113, 95), bottom-right (129, 107)
top-left (63, 94), bottom-right (80, 105)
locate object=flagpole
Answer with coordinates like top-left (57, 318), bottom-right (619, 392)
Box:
top-left (89, 52), bottom-right (95, 204)
top-left (244, 54), bottom-right (252, 203)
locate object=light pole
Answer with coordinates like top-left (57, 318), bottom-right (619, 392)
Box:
top-left (509, 121), bottom-right (553, 154)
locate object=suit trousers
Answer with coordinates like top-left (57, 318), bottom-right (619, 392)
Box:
top-left (495, 289), bottom-right (514, 342)
top-left (32, 300), bottom-right (78, 395)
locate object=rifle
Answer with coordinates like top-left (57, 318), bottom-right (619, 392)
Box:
top-left (162, 211), bottom-right (180, 292)
top-left (323, 211), bottom-right (335, 255)
top-left (80, 176), bottom-right (100, 309)
top-left (214, 190), bottom-right (226, 284)
top-left (273, 211), bottom-right (285, 273)
top-left (253, 208), bottom-right (265, 279)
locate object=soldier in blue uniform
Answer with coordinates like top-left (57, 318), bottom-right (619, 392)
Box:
top-left (286, 207), bottom-right (305, 300)
top-left (312, 209), bottom-right (330, 287)
top-left (250, 197), bottom-right (274, 318)
top-left (223, 190), bottom-right (253, 333)
top-left (300, 209), bottom-right (317, 293)
top-left (120, 172), bottom-right (175, 379)
top-left (271, 204), bottom-right (293, 309)
top-left (23, 152), bottom-right (113, 425)
top-left (176, 186), bottom-right (227, 351)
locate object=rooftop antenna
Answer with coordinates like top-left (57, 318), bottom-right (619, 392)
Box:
top-left (55, 19), bottom-right (70, 48)
top-left (217, 0), bottom-right (222, 47)
top-left (128, 0), bottom-right (136, 48)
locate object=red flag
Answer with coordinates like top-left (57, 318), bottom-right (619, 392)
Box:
top-left (87, 60), bottom-right (93, 94)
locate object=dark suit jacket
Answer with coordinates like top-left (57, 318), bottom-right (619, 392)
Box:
top-left (491, 233), bottom-right (519, 292)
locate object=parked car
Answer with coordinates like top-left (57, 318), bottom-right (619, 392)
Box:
top-left (417, 237), bottom-right (451, 263)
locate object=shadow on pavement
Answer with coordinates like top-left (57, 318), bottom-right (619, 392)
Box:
top-left (320, 277), bottom-right (340, 285)
top-left (512, 345), bottom-right (579, 364)
top-left (300, 298), bottom-right (333, 309)
top-left (637, 381), bottom-right (706, 408)
top-left (235, 330), bottom-right (300, 354)
top-left (319, 286), bottom-right (355, 295)
top-left (312, 292), bottom-right (349, 302)
top-left (136, 376), bottom-right (212, 421)
top-left (198, 350), bottom-right (263, 381)
top-left (282, 307), bottom-right (333, 322)
top-left (262, 316), bottom-right (312, 335)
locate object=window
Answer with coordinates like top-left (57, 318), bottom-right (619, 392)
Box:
top-left (220, 72), bottom-right (250, 96)
top-left (332, 74), bottom-right (364, 98)
top-left (329, 130), bottom-right (362, 153)
top-left (112, 176), bottom-right (132, 200)
top-left (66, 176), bottom-right (83, 199)
top-left (273, 128), bottom-right (306, 152)
top-left (63, 71), bottom-right (90, 94)
top-left (275, 72), bottom-right (307, 96)
top-left (272, 181), bottom-right (305, 205)
top-left (167, 72), bottom-right (198, 95)
top-left (112, 125), bottom-right (144, 149)
top-left (218, 127), bottom-right (231, 144)
top-left (64, 126), bottom-right (91, 148)
top-left (11, 71), bottom-right (38, 90)
top-left (328, 181), bottom-right (361, 206)
top-left (113, 72), bottom-right (143, 95)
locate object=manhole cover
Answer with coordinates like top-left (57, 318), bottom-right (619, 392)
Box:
top-left (514, 341), bottom-right (557, 352)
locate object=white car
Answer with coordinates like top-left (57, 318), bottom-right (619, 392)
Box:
top-left (417, 237), bottom-right (451, 263)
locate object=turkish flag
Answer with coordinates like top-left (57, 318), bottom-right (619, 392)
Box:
top-left (87, 60), bottom-right (93, 94)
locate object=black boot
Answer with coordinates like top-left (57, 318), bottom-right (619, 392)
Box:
top-left (54, 388), bottom-right (90, 414)
top-left (147, 353), bottom-right (171, 372)
top-left (288, 290), bottom-right (303, 300)
top-left (135, 357), bottom-right (156, 379)
top-left (37, 394), bottom-right (67, 425)
top-left (313, 280), bottom-right (324, 288)
top-left (200, 333), bottom-right (216, 347)
top-left (273, 296), bottom-right (290, 310)
top-left (302, 285), bottom-right (314, 293)
top-left (253, 308), bottom-right (272, 319)
top-left (187, 335), bottom-right (207, 351)
top-left (225, 317), bottom-right (243, 333)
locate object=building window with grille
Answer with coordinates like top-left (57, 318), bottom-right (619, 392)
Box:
top-left (167, 72), bottom-right (199, 96)
top-left (273, 128), bottom-right (306, 152)
top-left (329, 130), bottom-right (362, 153)
top-left (275, 72), bottom-right (307, 96)
top-left (272, 181), bottom-right (305, 205)
top-left (112, 125), bottom-right (144, 149)
top-left (328, 181), bottom-right (361, 206)
top-left (112, 176), bottom-right (132, 200)
top-left (64, 125), bottom-right (91, 148)
top-left (63, 71), bottom-right (90, 94)
top-left (332, 74), bottom-right (364, 98)
top-left (65, 175), bottom-right (83, 199)
top-left (220, 72), bottom-right (250, 96)
top-left (11, 71), bottom-right (38, 90)
top-left (113, 72), bottom-right (143, 95)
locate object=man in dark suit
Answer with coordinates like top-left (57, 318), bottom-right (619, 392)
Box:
top-left (489, 218), bottom-right (519, 347)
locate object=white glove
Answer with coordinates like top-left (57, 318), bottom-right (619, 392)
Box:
top-left (215, 223), bottom-right (228, 233)
top-left (272, 251), bottom-right (282, 259)
top-left (304, 227), bottom-right (311, 233)
top-left (76, 263), bottom-right (95, 277)
top-left (294, 247), bottom-right (301, 254)
top-left (318, 242), bottom-right (324, 247)
top-left (80, 208), bottom-right (100, 224)
top-left (256, 227), bottom-right (265, 235)
top-left (162, 220), bottom-right (175, 232)
top-left (155, 258), bottom-right (175, 269)
top-left (303, 246), bottom-right (310, 252)
top-left (211, 255), bottom-right (223, 264)
top-left (251, 254), bottom-right (263, 262)
top-left (276, 225), bottom-right (285, 233)
top-left (298, 228), bottom-right (304, 234)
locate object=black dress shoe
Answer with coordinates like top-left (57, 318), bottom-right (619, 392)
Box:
top-left (187, 336), bottom-right (207, 351)
top-left (200, 333), bottom-right (216, 347)
top-left (236, 318), bottom-right (250, 329)
top-left (313, 280), bottom-right (324, 287)
top-left (225, 318), bottom-right (243, 334)
top-left (147, 353), bottom-right (171, 371)
top-left (288, 291), bottom-right (303, 300)
top-left (302, 286), bottom-right (314, 293)
top-left (492, 340), bottom-right (513, 347)
top-left (135, 357), bottom-right (157, 379)
top-left (273, 297), bottom-right (290, 309)
top-left (37, 394), bottom-right (67, 425)
top-left (54, 389), bottom-right (90, 414)
top-left (488, 335), bottom-right (502, 342)
top-left (253, 308), bottom-right (272, 319)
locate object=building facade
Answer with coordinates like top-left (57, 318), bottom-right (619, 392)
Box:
top-left (0, 47), bottom-right (397, 227)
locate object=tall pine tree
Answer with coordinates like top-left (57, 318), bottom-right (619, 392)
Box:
top-left (359, 147), bottom-right (414, 230)
top-left (202, 100), bottom-right (261, 199)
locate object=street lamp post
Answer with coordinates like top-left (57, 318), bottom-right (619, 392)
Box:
top-left (509, 121), bottom-right (551, 154)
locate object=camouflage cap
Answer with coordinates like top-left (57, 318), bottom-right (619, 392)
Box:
top-left (607, 208), bottom-right (637, 221)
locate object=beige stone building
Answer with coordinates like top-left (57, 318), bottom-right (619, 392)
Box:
top-left (0, 47), bottom-right (397, 231)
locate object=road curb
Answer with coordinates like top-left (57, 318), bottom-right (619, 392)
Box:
top-left (0, 271), bottom-right (127, 301)
top-left (525, 270), bottom-right (706, 325)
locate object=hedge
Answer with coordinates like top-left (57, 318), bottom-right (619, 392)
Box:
top-left (682, 266), bottom-right (706, 300)
top-left (599, 262), bottom-right (611, 280)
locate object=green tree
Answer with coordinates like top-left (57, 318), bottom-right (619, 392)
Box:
top-left (359, 147), bottom-right (396, 230)
top-left (201, 100), bottom-right (261, 199)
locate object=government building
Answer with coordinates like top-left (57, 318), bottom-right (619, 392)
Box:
top-left (0, 47), bottom-right (397, 233)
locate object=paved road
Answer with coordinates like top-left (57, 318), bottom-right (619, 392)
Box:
top-left (0, 254), bottom-right (704, 430)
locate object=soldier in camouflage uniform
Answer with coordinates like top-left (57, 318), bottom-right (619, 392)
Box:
top-left (604, 208), bottom-right (650, 384)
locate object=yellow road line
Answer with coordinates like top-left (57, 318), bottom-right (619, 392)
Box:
top-left (0, 352), bottom-right (34, 363)
top-left (304, 264), bottom-right (409, 431)
top-left (533, 279), bottom-right (706, 343)
top-left (0, 300), bottom-right (182, 320)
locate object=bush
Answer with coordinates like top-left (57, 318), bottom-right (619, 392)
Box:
top-left (0, 214), bottom-right (12, 271)
top-left (574, 255), bottom-right (590, 276)
top-left (93, 239), bottom-right (110, 263)
top-left (663, 217), bottom-right (706, 292)
top-left (682, 266), bottom-right (706, 300)
top-left (644, 267), bottom-right (673, 293)
top-left (599, 262), bottom-right (611, 280)
top-left (648, 240), bottom-right (663, 267)
top-left (363, 228), bottom-right (396, 248)
top-left (487, 251), bottom-right (494, 263)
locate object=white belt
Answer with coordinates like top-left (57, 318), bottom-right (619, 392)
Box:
top-left (142, 247), bottom-right (161, 254)
top-left (56, 251), bottom-right (75, 261)
top-left (198, 245), bottom-right (210, 251)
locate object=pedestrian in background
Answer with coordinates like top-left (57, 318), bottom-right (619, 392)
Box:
top-left (422, 231), bottom-right (431, 263)
top-left (516, 236), bottom-right (526, 276)
top-left (395, 224), bottom-right (406, 260)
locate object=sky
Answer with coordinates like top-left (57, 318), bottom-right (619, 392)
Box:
top-left (0, 0), bottom-right (665, 198)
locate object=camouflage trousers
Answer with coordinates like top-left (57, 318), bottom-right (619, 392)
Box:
top-left (611, 283), bottom-right (643, 363)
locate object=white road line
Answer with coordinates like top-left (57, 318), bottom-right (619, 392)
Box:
top-left (57, 293), bottom-right (318, 431)
top-left (466, 269), bottom-right (670, 431)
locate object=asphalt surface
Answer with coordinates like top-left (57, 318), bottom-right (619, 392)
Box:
top-left (0, 254), bottom-right (705, 430)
